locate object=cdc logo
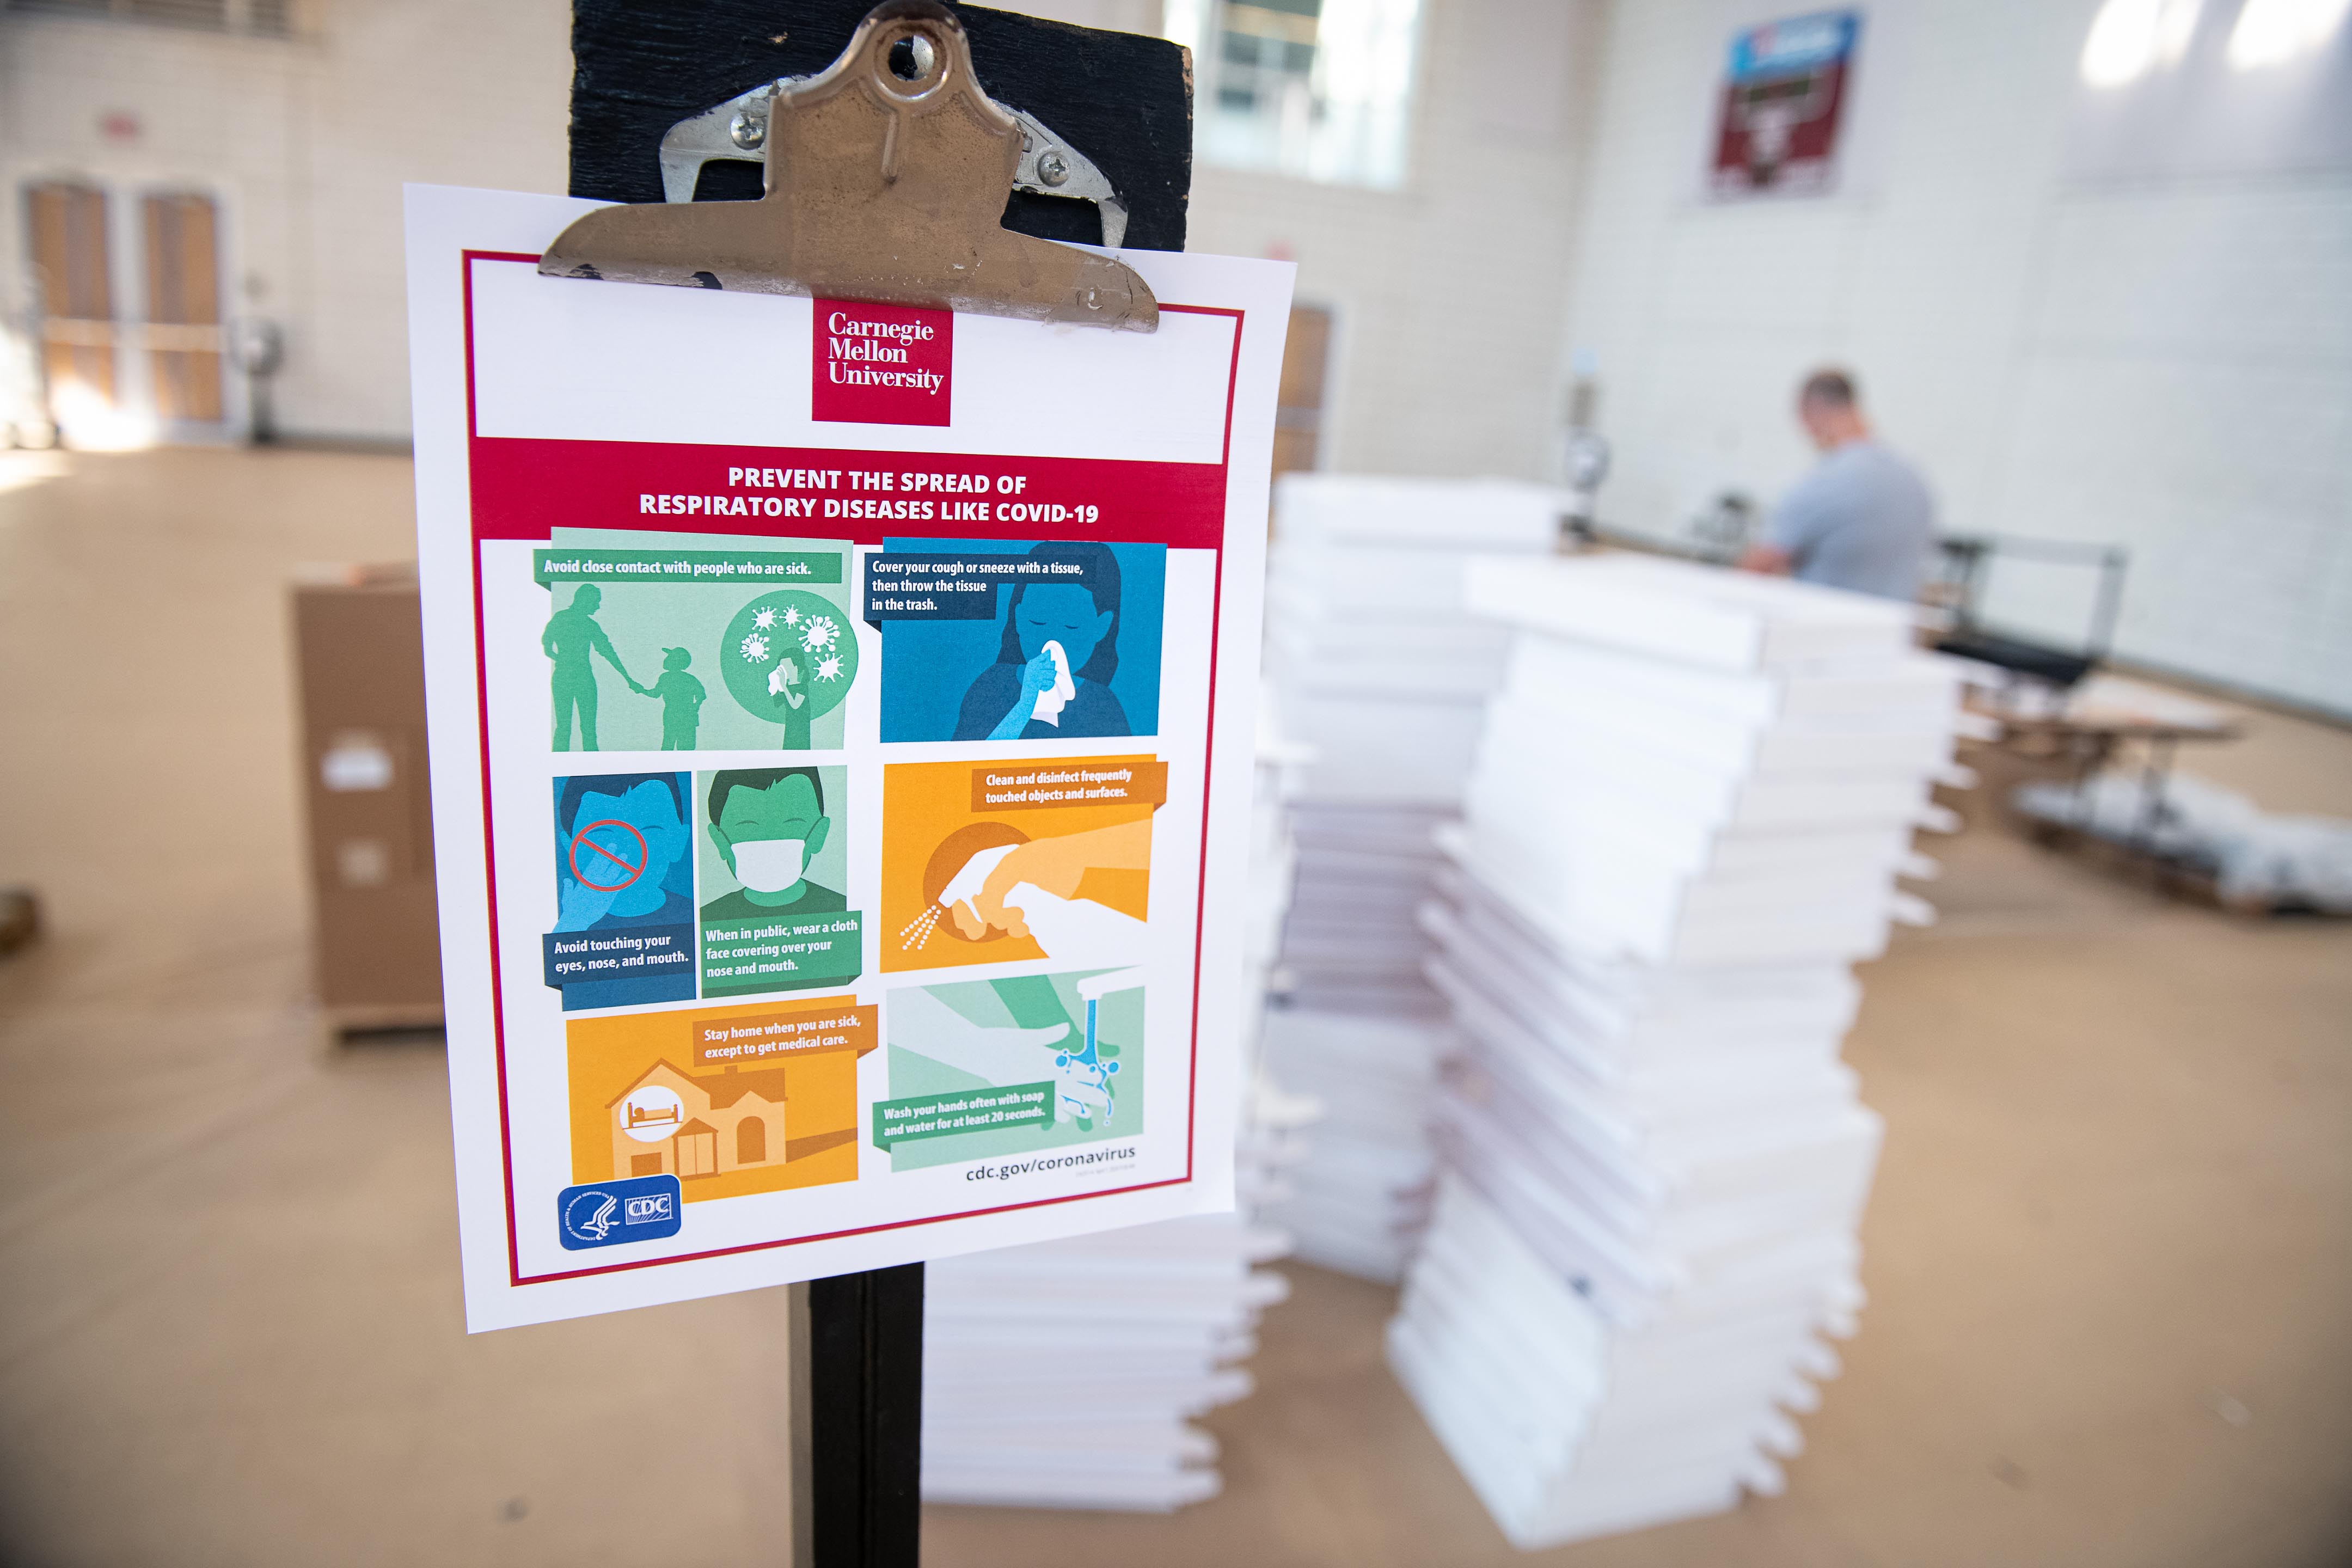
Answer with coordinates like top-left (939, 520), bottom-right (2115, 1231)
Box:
top-left (556, 1173), bottom-right (683, 1251)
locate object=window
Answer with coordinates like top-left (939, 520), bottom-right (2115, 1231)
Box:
top-left (1167, 0), bottom-right (1424, 188)
top-left (3, 0), bottom-right (290, 36)
top-left (2228, 0), bottom-right (2351, 67)
top-left (2079, 0), bottom-right (2202, 87)
top-left (23, 181), bottom-right (228, 441)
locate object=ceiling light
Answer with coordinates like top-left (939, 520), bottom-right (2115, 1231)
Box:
top-left (2228, 0), bottom-right (2351, 67)
top-left (2081, 0), bottom-right (2203, 87)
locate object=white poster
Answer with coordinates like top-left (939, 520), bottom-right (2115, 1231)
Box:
top-left (403, 185), bottom-right (1291, 1331)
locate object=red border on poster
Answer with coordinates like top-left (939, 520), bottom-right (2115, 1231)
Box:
top-left (458, 252), bottom-right (1244, 1287)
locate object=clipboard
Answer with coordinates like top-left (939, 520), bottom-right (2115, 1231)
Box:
top-left (437, 8), bottom-right (1222, 1565)
top-left (567, 0), bottom-right (1193, 248)
top-left (552, 0), bottom-right (1190, 329)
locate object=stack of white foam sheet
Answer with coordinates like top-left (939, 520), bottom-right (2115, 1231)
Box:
top-left (1266, 476), bottom-right (1554, 812)
top-left (1389, 1176), bottom-right (1838, 1546)
top-left (920, 691), bottom-right (1312, 1512)
top-left (1242, 682), bottom-right (1307, 1056)
top-left (1254, 1004), bottom-right (1450, 1281)
top-left (1236, 683), bottom-right (1322, 1237)
top-left (921, 1214), bottom-right (1296, 1510)
top-left (1254, 475), bottom-right (1558, 1278)
top-left (1388, 553), bottom-right (1961, 1548)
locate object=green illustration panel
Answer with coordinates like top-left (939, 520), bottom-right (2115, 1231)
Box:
top-left (701, 909), bottom-right (863, 998)
top-left (880, 969), bottom-right (1143, 1171)
top-left (693, 762), bottom-right (861, 999)
top-left (539, 527), bottom-right (857, 753)
top-left (873, 1082), bottom-right (1055, 1149)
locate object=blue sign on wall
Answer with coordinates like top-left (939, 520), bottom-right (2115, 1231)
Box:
top-left (1728, 10), bottom-right (1859, 82)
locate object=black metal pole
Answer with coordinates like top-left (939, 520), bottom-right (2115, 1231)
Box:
top-left (808, 1263), bottom-right (924, 1567)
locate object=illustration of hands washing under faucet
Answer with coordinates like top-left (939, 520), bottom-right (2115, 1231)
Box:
top-left (889, 973), bottom-right (1141, 1127)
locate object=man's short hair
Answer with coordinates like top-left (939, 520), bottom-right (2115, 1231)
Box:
top-left (1799, 368), bottom-right (1857, 409)
top-left (558, 771), bottom-right (685, 832)
top-left (708, 767), bottom-right (825, 824)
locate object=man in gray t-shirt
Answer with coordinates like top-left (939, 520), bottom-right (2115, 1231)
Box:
top-left (1741, 369), bottom-right (1935, 601)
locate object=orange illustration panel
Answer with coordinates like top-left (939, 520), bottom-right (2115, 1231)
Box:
top-left (566, 995), bottom-right (877, 1201)
top-left (881, 756), bottom-right (1161, 973)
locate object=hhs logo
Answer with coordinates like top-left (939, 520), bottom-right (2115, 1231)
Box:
top-left (557, 1173), bottom-right (683, 1251)
top-left (812, 298), bottom-right (952, 427)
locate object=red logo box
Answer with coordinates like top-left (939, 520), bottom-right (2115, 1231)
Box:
top-left (811, 299), bottom-right (953, 426)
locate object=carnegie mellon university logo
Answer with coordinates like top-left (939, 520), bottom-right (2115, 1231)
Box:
top-left (812, 298), bottom-right (952, 427)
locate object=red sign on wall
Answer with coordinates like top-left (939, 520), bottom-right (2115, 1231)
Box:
top-left (1709, 11), bottom-right (1859, 199)
top-left (811, 299), bottom-right (953, 426)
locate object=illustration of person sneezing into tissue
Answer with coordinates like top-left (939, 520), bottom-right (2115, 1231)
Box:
top-left (764, 642), bottom-right (814, 751)
top-left (952, 542), bottom-right (1132, 742)
top-left (699, 767), bottom-right (846, 921)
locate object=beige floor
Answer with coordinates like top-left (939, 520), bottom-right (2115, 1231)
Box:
top-left (3, 448), bottom-right (2348, 1567)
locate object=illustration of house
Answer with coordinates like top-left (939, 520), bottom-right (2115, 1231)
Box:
top-left (577, 1008), bottom-right (877, 1199)
top-left (608, 1059), bottom-right (793, 1181)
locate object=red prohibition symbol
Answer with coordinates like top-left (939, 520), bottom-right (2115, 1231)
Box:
top-left (569, 818), bottom-right (649, 893)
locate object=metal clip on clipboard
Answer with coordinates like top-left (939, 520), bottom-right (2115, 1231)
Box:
top-left (539, 0), bottom-right (1159, 332)
top-left (659, 81), bottom-right (1134, 249)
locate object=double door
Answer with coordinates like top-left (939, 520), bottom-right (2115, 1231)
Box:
top-left (24, 182), bottom-right (225, 434)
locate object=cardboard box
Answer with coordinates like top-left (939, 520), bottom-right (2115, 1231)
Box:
top-left (291, 564), bottom-right (442, 1026)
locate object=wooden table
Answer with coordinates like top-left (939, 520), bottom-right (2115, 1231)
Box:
top-left (1971, 672), bottom-right (2244, 890)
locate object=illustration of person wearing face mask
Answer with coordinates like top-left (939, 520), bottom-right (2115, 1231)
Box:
top-left (699, 767), bottom-right (846, 921)
top-left (952, 542), bottom-right (1132, 742)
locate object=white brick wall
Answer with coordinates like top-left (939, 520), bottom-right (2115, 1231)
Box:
top-left (0, 1), bottom-right (569, 442)
top-left (878, 0), bottom-right (1602, 483)
top-left (1, 0), bottom-right (1598, 481)
top-left (1006, 0), bottom-right (1165, 32)
top-left (1558, 0), bottom-right (2352, 716)
top-left (1185, 0), bottom-right (1601, 480)
top-left (8, 0), bottom-right (2339, 713)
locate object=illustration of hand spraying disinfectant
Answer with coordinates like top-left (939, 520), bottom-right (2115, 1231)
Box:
top-left (997, 878), bottom-right (1146, 966)
top-left (932, 841), bottom-right (1020, 942)
top-left (933, 820), bottom-right (1151, 968)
